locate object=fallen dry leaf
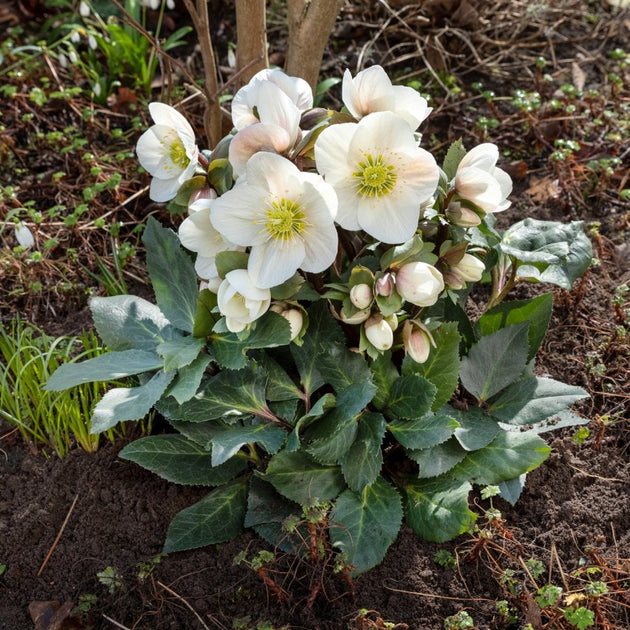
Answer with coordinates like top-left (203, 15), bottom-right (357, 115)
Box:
top-left (526, 176), bottom-right (562, 202)
top-left (29, 600), bottom-right (83, 630)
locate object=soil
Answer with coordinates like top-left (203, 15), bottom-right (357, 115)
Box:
top-left (1, 1), bottom-right (630, 629)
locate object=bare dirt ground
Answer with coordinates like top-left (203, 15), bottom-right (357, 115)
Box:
top-left (1, 1), bottom-right (629, 628)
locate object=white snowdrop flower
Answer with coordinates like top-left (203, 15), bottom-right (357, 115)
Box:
top-left (136, 102), bottom-right (199, 202)
top-left (315, 111), bottom-right (439, 244)
top-left (342, 65), bottom-right (432, 131)
top-left (79, 1), bottom-right (90, 17)
top-left (15, 222), bottom-right (34, 249)
top-left (453, 143), bottom-right (513, 214)
top-left (93, 82), bottom-right (101, 97)
top-left (166, 0), bottom-right (175, 8)
top-left (217, 269), bottom-right (271, 333)
top-left (88, 34), bottom-right (97, 50)
top-left (211, 152), bottom-right (338, 290)
top-left (58, 53), bottom-right (68, 68)
top-left (70, 31), bottom-right (81, 44)
top-left (68, 50), bottom-right (78, 64)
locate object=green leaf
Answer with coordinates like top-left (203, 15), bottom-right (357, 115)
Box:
top-left (212, 311), bottom-right (291, 369)
top-left (210, 422), bottom-right (287, 466)
top-left (193, 289), bottom-right (218, 338)
top-left (244, 477), bottom-right (304, 555)
top-left (317, 342), bottom-right (373, 394)
top-left (45, 349), bottom-right (164, 390)
top-left (388, 411), bottom-right (459, 450)
top-left (403, 477), bottom-right (475, 542)
top-left (91, 369), bottom-right (175, 433)
top-left (409, 438), bottom-right (467, 478)
top-left (90, 295), bottom-right (180, 351)
top-left (385, 374), bottom-right (436, 420)
top-left (119, 434), bottom-right (247, 485)
top-left (452, 406), bottom-right (501, 451)
top-left (451, 430), bottom-right (551, 485)
top-left (370, 353), bottom-right (399, 410)
top-left (166, 354), bottom-right (211, 404)
top-left (168, 419), bottom-right (222, 448)
top-left (291, 301), bottom-right (345, 396)
top-left (214, 250), bottom-right (249, 279)
top-left (143, 217), bottom-right (198, 332)
top-left (497, 475), bottom-right (526, 505)
top-left (529, 409), bottom-right (589, 434)
top-left (304, 381), bottom-right (376, 464)
top-left (159, 365), bottom-right (269, 422)
top-left (157, 335), bottom-right (204, 372)
top-left (262, 450), bottom-right (345, 504)
top-left (460, 323), bottom-right (529, 401)
top-left (164, 478), bottom-right (248, 552)
top-left (500, 219), bottom-right (592, 289)
top-left (487, 376), bottom-right (589, 426)
top-left (340, 412), bottom-right (386, 492)
top-left (255, 353), bottom-right (302, 402)
top-left (403, 322), bottom-right (461, 411)
top-left (442, 138), bottom-right (467, 180)
top-left (330, 477), bottom-right (402, 575)
top-left (477, 293), bottom-right (553, 361)
top-left (285, 393), bottom-right (336, 452)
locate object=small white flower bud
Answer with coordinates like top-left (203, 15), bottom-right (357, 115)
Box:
top-left (445, 201), bottom-right (482, 227)
top-left (395, 262), bottom-right (444, 307)
top-left (339, 305), bottom-right (371, 325)
top-left (375, 272), bottom-right (395, 297)
top-left (451, 253), bottom-right (485, 283)
top-left (364, 316), bottom-right (393, 351)
top-left (350, 283), bottom-right (373, 309)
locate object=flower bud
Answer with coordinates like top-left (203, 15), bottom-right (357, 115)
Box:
top-left (402, 320), bottom-right (435, 364)
top-left (364, 316), bottom-right (393, 351)
top-left (395, 262), bottom-right (444, 307)
top-left (271, 302), bottom-right (304, 341)
top-left (451, 253), bottom-right (485, 283)
top-left (339, 305), bottom-right (371, 325)
top-left (375, 272), bottom-right (395, 297)
top-left (445, 201), bottom-right (481, 227)
top-left (350, 283), bottom-right (373, 309)
top-left (217, 269), bottom-right (271, 333)
top-left (384, 313), bottom-right (398, 332)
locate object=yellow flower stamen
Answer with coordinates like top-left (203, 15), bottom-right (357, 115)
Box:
top-left (354, 153), bottom-right (397, 198)
top-left (264, 198), bottom-right (306, 241)
top-left (168, 137), bottom-right (190, 170)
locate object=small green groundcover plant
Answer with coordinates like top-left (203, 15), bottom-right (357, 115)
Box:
top-left (47, 65), bottom-right (593, 575)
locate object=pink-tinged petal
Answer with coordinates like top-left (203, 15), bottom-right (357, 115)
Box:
top-left (375, 85), bottom-right (431, 129)
top-left (248, 239), bottom-right (306, 289)
top-left (398, 148), bottom-right (440, 202)
top-left (149, 176), bottom-right (180, 202)
top-left (357, 193), bottom-right (419, 244)
top-left (229, 123), bottom-right (292, 177)
top-left (314, 122), bottom-right (357, 182)
top-left (267, 69), bottom-right (313, 111)
top-left (342, 66), bottom-right (392, 119)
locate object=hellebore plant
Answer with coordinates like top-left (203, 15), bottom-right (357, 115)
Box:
top-left (47, 66), bottom-right (593, 576)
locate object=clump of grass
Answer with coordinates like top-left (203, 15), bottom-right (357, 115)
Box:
top-left (0, 317), bottom-right (143, 457)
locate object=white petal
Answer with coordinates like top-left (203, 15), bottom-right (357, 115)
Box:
top-left (243, 152), bottom-right (299, 197)
top-left (314, 122), bottom-right (356, 182)
top-left (383, 85), bottom-right (431, 129)
top-left (15, 222), bottom-right (34, 248)
top-left (149, 176), bottom-right (181, 202)
top-left (149, 102), bottom-right (195, 141)
top-left (493, 166), bottom-right (513, 199)
top-left (210, 186), bottom-right (269, 247)
top-left (256, 82), bottom-right (301, 142)
top-left (226, 268), bottom-right (270, 300)
top-left (249, 239), bottom-right (306, 289)
top-left (349, 111), bottom-right (419, 156)
top-left (267, 68), bottom-right (313, 111)
top-left (178, 207), bottom-right (228, 256)
top-left (459, 143), bottom-right (499, 171)
top-left (194, 254), bottom-right (219, 281)
top-left (331, 180), bottom-right (362, 231)
top-left (357, 193), bottom-right (419, 244)
top-left (342, 66), bottom-right (392, 119)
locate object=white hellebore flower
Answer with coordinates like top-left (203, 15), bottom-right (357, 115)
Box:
top-left (178, 195), bottom-right (243, 291)
top-left (453, 143), bottom-right (513, 214)
top-left (342, 65), bottom-right (432, 131)
top-left (136, 102), bottom-right (199, 202)
top-left (231, 68), bottom-right (313, 130)
top-left (217, 269), bottom-right (271, 333)
top-left (211, 152), bottom-right (338, 289)
top-left (229, 79), bottom-right (307, 178)
top-left (395, 262), bottom-right (444, 307)
top-left (314, 111), bottom-right (439, 244)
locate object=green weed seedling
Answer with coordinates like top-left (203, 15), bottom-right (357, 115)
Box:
top-left (97, 566), bottom-right (124, 595)
top-left (443, 610), bottom-right (475, 629)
